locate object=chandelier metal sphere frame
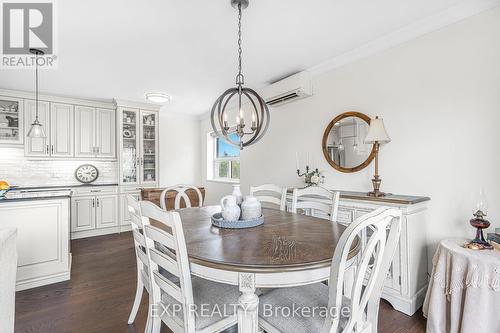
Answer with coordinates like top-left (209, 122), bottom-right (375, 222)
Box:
top-left (210, 0), bottom-right (270, 150)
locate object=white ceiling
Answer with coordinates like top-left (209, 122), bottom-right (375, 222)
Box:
top-left (0, 0), bottom-right (495, 115)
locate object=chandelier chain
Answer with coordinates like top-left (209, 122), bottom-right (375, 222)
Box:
top-left (237, 3), bottom-right (243, 85)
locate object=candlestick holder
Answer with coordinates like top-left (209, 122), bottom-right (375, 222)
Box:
top-left (297, 166), bottom-right (324, 187)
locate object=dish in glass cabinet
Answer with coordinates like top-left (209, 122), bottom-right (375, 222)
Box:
top-left (123, 129), bottom-right (133, 138)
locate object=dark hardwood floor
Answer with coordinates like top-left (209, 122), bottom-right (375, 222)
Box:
top-left (15, 233), bottom-right (426, 333)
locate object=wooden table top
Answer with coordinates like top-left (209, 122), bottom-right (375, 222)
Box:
top-left (156, 206), bottom-right (359, 272)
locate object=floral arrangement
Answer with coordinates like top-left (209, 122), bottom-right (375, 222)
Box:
top-left (302, 168), bottom-right (325, 187)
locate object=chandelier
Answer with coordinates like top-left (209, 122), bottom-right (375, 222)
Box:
top-left (210, 0), bottom-right (270, 150)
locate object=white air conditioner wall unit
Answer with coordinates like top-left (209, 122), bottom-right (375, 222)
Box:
top-left (261, 71), bottom-right (313, 107)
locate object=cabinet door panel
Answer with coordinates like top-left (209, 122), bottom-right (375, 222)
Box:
top-left (120, 194), bottom-right (140, 226)
top-left (71, 197), bottom-right (95, 232)
top-left (24, 99), bottom-right (50, 157)
top-left (50, 103), bottom-right (74, 157)
top-left (119, 108), bottom-right (140, 185)
top-left (74, 106), bottom-right (95, 158)
top-left (96, 195), bottom-right (118, 229)
top-left (0, 96), bottom-right (24, 144)
top-left (139, 110), bottom-right (158, 184)
top-left (96, 108), bottom-right (116, 158)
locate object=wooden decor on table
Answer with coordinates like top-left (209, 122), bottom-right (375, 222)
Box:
top-left (141, 187), bottom-right (205, 210)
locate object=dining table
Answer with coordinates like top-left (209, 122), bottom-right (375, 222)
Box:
top-left (152, 205), bottom-right (359, 333)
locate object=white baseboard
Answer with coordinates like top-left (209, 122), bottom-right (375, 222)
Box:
top-left (382, 285), bottom-right (428, 316)
top-left (16, 270), bottom-right (71, 291)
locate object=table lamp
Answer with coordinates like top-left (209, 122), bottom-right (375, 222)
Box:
top-left (364, 116), bottom-right (391, 197)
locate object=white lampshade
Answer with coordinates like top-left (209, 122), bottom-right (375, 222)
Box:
top-left (364, 116), bottom-right (391, 144)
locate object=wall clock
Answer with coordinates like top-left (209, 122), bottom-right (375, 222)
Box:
top-left (75, 164), bottom-right (99, 184)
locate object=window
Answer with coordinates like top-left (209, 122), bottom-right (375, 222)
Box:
top-left (211, 132), bottom-right (240, 181)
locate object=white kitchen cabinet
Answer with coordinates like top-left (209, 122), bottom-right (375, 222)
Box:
top-left (74, 105), bottom-right (95, 158)
top-left (75, 105), bottom-right (116, 159)
top-left (139, 110), bottom-right (159, 184)
top-left (24, 99), bottom-right (50, 157)
top-left (25, 101), bottom-right (74, 158)
top-left (95, 195), bottom-right (118, 229)
top-left (117, 106), bottom-right (159, 186)
top-left (71, 196), bottom-right (95, 232)
top-left (71, 195), bottom-right (118, 233)
top-left (0, 198), bottom-right (71, 291)
top-left (70, 186), bottom-right (120, 239)
top-left (50, 103), bottom-right (74, 157)
top-left (96, 108), bottom-right (116, 158)
top-left (120, 193), bottom-right (140, 226)
top-left (0, 96), bottom-right (23, 145)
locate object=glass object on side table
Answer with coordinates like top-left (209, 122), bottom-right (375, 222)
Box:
top-left (465, 188), bottom-right (493, 250)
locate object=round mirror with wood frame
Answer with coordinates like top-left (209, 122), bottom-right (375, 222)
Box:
top-left (322, 112), bottom-right (376, 173)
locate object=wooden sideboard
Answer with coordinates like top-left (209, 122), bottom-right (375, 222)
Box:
top-left (286, 189), bottom-right (430, 316)
top-left (141, 187), bottom-right (206, 210)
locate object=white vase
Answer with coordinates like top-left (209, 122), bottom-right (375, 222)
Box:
top-left (232, 184), bottom-right (243, 205)
top-left (241, 196), bottom-right (262, 220)
top-left (220, 195), bottom-right (241, 222)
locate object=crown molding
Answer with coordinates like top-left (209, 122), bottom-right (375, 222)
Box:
top-left (309, 0), bottom-right (500, 76)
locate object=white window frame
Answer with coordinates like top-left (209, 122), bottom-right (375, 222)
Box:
top-left (207, 131), bottom-right (240, 183)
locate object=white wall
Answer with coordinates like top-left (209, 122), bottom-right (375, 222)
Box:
top-left (159, 112), bottom-right (201, 187)
top-left (238, 7), bottom-right (500, 262)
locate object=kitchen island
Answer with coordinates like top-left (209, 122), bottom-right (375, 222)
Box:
top-left (0, 193), bottom-right (71, 291)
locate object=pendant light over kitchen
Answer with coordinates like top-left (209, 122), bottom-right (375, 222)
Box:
top-left (27, 48), bottom-right (46, 138)
top-left (210, 0), bottom-right (270, 150)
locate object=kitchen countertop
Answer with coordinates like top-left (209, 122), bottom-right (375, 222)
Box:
top-left (0, 189), bottom-right (72, 203)
top-left (11, 183), bottom-right (118, 191)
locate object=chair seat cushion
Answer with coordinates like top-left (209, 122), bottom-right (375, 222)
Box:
top-left (259, 282), bottom-right (350, 333)
top-left (161, 277), bottom-right (239, 330)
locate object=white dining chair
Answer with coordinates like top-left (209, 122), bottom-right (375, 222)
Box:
top-left (258, 207), bottom-right (402, 333)
top-left (159, 185), bottom-right (204, 210)
top-left (140, 200), bottom-right (240, 333)
top-left (126, 195), bottom-right (153, 331)
top-left (291, 186), bottom-right (340, 222)
top-left (249, 184), bottom-right (287, 211)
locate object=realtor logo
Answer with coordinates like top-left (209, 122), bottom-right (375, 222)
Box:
top-left (1, 0), bottom-right (57, 68)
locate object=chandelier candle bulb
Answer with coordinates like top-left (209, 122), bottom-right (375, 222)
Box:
top-left (239, 108), bottom-right (244, 125)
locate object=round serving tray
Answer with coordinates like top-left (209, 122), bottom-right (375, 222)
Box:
top-left (211, 212), bottom-right (264, 229)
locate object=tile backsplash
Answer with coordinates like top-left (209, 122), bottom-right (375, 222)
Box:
top-left (0, 148), bottom-right (118, 187)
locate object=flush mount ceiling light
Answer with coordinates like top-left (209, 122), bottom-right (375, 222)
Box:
top-left (210, 0), bottom-right (270, 150)
top-left (27, 48), bottom-right (46, 138)
top-left (145, 93), bottom-right (170, 104)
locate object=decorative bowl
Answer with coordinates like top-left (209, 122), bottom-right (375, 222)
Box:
top-left (211, 212), bottom-right (264, 229)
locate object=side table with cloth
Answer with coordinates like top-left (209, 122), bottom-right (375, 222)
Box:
top-left (423, 239), bottom-right (500, 333)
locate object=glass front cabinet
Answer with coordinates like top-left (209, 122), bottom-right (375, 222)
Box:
top-left (0, 96), bottom-right (23, 145)
top-left (118, 107), bottom-right (159, 186)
